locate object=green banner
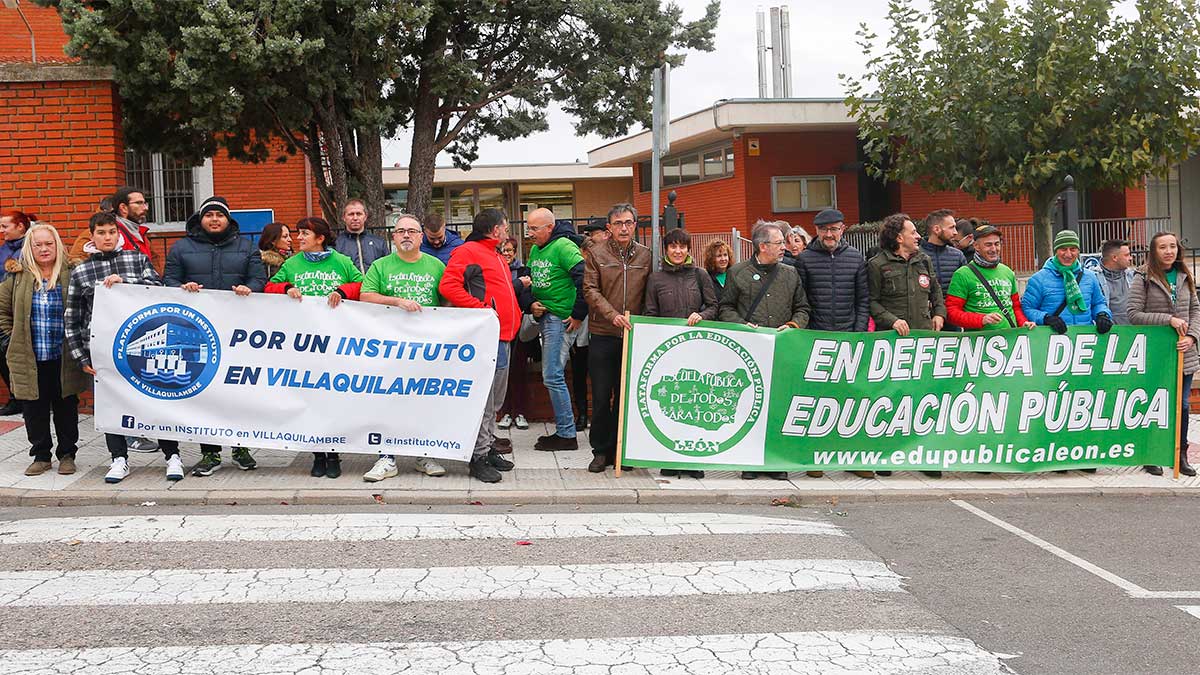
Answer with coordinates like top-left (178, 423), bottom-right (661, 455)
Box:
top-left (620, 317), bottom-right (1179, 473)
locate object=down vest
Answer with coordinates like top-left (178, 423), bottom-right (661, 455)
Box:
top-left (163, 216), bottom-right (266, 292)
top-left (795, 239), bottom-right (869, 331)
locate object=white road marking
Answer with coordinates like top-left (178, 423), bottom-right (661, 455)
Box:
top-left (0, 512), bottom-right (843, 544)
top-left (0, 558), bottom-right (903, 607)
top-left (1176, 605), bottom-right (1200, 621)
top-left (953, 499), bottom-right (1200, 599)
top-left (0, 631), bottom-right (1011, 674)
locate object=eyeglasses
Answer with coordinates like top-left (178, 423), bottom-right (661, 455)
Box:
top-left (610, 219), bottom-right (636, 228)
top-left (128, 200), bottom-right (147, 205)
top-left (765, 240), bottom-right (786, 246)
top-left (393, 228), bottom-right (421, 237)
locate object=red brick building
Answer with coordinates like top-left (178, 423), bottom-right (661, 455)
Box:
top-left (588, 99), bottom-right (1154, 271)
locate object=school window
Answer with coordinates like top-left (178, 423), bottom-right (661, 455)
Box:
top-left (638, 142), bottom-right (735, 191)
top-left (124, 150), bottom-right (208, 225)
top-left (771, 176), bottom-right (837, 212)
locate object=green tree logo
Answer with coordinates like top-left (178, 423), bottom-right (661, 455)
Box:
top-left (636, 330), bottom-right (764, 457)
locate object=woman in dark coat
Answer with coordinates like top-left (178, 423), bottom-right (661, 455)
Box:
top-left (702, 239), bottom-right (733, 301)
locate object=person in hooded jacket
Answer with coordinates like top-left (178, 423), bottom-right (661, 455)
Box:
top-left (163, 196), bottom-right (266, 477)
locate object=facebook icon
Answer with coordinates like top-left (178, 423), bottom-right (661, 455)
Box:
top-left (121, 415), bottom-right (136, 429)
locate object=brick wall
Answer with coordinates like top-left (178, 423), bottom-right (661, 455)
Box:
top-left (573, 177), bottom-right (631, 221)
top-left (0, 72), bottom-right (125, 245)
top-left (212, 143), bottom-right (316, 228)
top-left (743, 131), bottom-right (861, 233)
top-left (897, 184), bottom-right (1034, 224)
top-left (0, 6), bottom-right (72, 64)
top-left (634, 140), bottom-right (749, 234)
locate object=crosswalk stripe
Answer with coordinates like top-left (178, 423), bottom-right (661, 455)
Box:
top-left (1178, 605), bottom-right (1200, 621)
top-left (0, 558), bottom-right (903, 607)
top-left (0, 512), bottom-right (843, 544)
top-left (0, 631), bottom-right (1010, 674)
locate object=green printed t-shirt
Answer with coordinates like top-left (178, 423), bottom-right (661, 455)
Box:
top-left (528, 236), bottom-right (583, 317)
top-left (362, 253), bottom-right (445, 306)
top-left (947, 263), bottom-right (1019, 324)
top-left (271, 251), bottom-right (363, 297)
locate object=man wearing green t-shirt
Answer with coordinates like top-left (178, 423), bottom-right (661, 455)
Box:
top-left (945, 225), bottom-right (1036, 330)
top-left (360, 213), bottom-right (446, 482)
top-left (526, 207), bottom-right (588, 450)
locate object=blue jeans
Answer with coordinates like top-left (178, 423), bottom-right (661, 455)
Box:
top-left (541, 314), bottom-right (577, 438)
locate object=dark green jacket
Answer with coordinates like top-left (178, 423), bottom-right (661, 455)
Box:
top-left (0, 265), bottom-right (90, 401)
top-left (717, 258), bottom-right (810, 328)
top-left (867, 249), bottom-right (947, 331)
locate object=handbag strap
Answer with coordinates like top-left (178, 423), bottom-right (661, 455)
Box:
top-left (744, 265), bottom-right (780, 324)
top-left (968, 263), bottom-right (1017, 328)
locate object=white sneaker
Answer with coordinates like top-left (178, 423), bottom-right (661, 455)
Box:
top-left (514, 414), bottom-right (529, 430)
top-left (415, 457), bottom-right (446, 477)
top-left (165, 455), bottom-right (184, 482)
top-left (363, 456), bottom-right (398, 482)
top-left (497, 414), bottom-right (513, 429)
top-left (105, 457), bottom-right (130, 484)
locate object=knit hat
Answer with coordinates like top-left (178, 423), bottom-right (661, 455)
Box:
top-left (813, 208), bottom-right (845, 227)
top-left (1053, 229), bottom-right (1081, 251)
top-left (196, 196), bottom-right (232, 220)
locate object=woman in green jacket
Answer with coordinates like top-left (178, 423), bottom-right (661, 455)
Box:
top-left (0, 222), bottom-right (88, 476)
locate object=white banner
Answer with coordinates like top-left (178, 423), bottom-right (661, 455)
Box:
top-left (92, 284), bottom-right (499, 462)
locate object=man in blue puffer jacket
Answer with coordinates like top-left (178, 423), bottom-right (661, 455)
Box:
top-left (1021, 229), bottom-right (1113, 335)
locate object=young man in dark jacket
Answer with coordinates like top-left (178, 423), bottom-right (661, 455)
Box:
top-left (918, 209), bottom-right (967, 292)
top-left (163, 196), bottom-right (266, 476)
top-left (438, 208), bottom-right (520, 484)
top-left (65, 212), bottom-right (184, 485)
top-left (334, 198), bottom-right (388, 274)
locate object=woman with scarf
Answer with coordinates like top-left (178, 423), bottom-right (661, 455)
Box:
top-left (265, 217), bottom-right (362, 479)
top-left (1129, 231), bottom-right (1200, 477)
top-left (643, 228), bottom-right (717, 479)
top-left (257, 222), bottom-right (293, 279)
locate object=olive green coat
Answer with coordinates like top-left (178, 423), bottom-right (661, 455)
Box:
top-left (0, 265), bottom-right (90, 401)
top-left (867, 250), bottom-right (947, 331)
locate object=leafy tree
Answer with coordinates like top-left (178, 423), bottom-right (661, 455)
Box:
top-left (843, 0), bottom-right (1200, 260)
top-left (39, 0), bottom-right (718, 227)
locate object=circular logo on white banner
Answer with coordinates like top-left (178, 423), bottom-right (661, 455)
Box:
top-left (112, 303), bottom-right (221, 400)
top-left (636, 330), bottom-right (764, 457)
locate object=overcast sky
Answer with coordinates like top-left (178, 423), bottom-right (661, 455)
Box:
top-left (381, 0), bottom-right (894, 167)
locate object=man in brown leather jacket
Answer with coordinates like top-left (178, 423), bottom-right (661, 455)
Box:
top-left (582, 203), bottom-right (651, 473)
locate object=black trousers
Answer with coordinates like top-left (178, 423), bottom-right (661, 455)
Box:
top-left (572, 344), bottom-right (589, 415)
top-left (106, 433), bottom-right (179, 460)
top-left (22, 359), bottom-right (79, 462)
top-left (588, 334), bottom-right (623, 462)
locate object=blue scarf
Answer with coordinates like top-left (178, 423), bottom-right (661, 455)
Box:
top-left (303, 250), bottom-right (332, 263)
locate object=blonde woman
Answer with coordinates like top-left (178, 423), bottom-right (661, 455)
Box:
top-left (0, 222), bottom-right (88, 476)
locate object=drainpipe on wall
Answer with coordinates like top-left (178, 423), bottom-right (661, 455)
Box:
top-left (3, 1), bottom-right (37, 64)
top-left (303, 155), bottom-right (314, 217)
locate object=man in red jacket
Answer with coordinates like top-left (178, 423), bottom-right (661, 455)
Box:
top-left (439, 208), bottom-right (521, 483)
top-left (111, 186), bottom-right (154, 260)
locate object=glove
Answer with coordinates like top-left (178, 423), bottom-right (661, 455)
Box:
top-left (1095, 313), bottom-right (1113, 334)
top-left (1045, 315), bottom-right (1068, 335)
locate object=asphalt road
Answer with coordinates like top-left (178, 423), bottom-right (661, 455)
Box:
top-left (0, 498), bottom-right (1194, 673)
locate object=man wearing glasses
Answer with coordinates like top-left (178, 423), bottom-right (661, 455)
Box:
top-left (795, 208), bottom-right (874, 479)
top-left (110, 186), bottom-right (153, 260)
top-left (582, 203), bottom-right (651, 473)
top-left (718, 219), bottom-right (811, 481)
top-left (360, 213), bottom-right (449, 482)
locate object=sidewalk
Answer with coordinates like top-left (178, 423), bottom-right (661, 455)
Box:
top-left (1, 415), bottom-right (1199, 506)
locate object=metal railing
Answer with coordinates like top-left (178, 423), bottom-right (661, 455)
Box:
top-left (1078, 217), bottom-right (1172, 251)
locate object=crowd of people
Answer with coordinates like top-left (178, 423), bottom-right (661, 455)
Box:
top-left (0, 189), bottom-right (1193, 486)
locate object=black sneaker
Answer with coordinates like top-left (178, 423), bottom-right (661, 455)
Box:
top-left (310, 453), bottom-right (327, 477)
top-left (1144, 465), bottom-right (1164, 476)
top-left (325, 453), bottom-right (342, 479)
top-left (741, 471), bottom-right (759, 480)
top-left (191, 452), bottom-right (222, 477)
top-left (0, 399), bottom-right (21, 416)
top-left (231, 447), bottom-right (257, 471)
top-left (534, 434), bottom-right (579, 451)
top-left (685, 470), bottom-right (705, 479)
top-left (661, 469), bottom-right (680, 477)
top-left (470, 455), bottom-right (502, 483)
top-left (487, 450), bottom-right (514, 472)
top-left (922, 471), bottom-right (942, 478)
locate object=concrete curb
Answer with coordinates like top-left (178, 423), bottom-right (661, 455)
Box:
top-left (1, 486), bottom-right (1197, 508)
